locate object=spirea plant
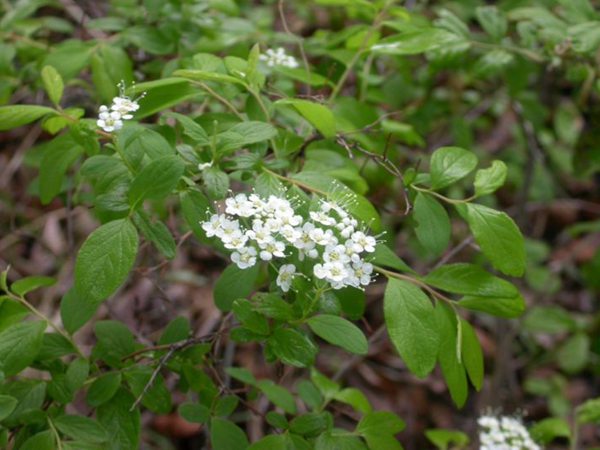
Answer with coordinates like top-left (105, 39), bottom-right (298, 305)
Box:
top-left (1, 0), bottom-right (600, 449)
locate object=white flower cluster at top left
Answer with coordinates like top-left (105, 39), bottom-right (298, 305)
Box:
top-left (201, 192), bottom-right (377, 293)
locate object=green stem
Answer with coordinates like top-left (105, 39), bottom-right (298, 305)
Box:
top-left (411, 184), bottom-right (475, 205)
top-left (47, 417), bottom-right (63, 450)
top-left (262, 167), bottom-right (328, 196)
top-left (373, 265), bottom-right (453, 303)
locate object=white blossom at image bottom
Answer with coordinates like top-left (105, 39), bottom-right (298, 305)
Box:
top-left (478, 415), bottom-right (541, 450)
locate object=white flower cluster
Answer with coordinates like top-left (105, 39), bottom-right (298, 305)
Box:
top-left (201, 193), bottom-right (377, 292)
top-left (478, 415), bottom-right (541, 450)
top-left (96, 82), bottom-right (144, 133)
top-left (259, 47), bottom-right (299, 69)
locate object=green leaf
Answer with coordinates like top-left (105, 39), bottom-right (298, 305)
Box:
top-left (557, 333), bottom-right (589, 374)
top-left (41, 65), bottom-right (64, 106)
top-left (20, 430), bottom-right (55, 450)
top-left (268, 328), bottom-right (317, 367)
top-left (37, 333), bottom-right (75, 361)
top-left (60, 288), bottom-right (98, 334)
top-left (458, 294), bottom-right (525, 318)
top-left (203, 167), bottom-right (230, 199)
top-left (289, 413), bottom-right (330, 437)
top-left (120, 127), bottom-right (174, 166)
top-left (11, 276), bottom-right (56, 296)
top-left (357, 411), bottom-right (405, 450)
top-left (74, 218), bottom-right (139, 304)
top-left (93, 320), bottom-right (135, 367)
top-left (529, 418), bottom-right (571, 445)
top-left (370, 243), bottom-right (413, 273)
top-left (315, 432), bottom-right (367, 450)
top-left (248, 435), bottom-right (288, 450)
top-left (180, 189), bottom-right (211, 240)
top-left (54, 415), bottom-right (108, 444)
top-left (473, 160), bottom-right (507, 197)
top-left (384, 279), bottom-right (439, 378)
top-left (214, 395), bottom-right (239, 418)
top-left (128, 79), bottom-right (199, 119)
top-left (0, 321), bottom-right (45, 376)
top-left (159, 317), bottom-right (191, 345)
top-left (253, 293), bottom-right (294, 320)
top-left (0, 105), bottom-right (57, 131)
top-left (128, 155), bottom-right (185, 207)
top-left (476, 6), bottom-right (508, 41)
top-left (87, 372), bottom-right (122, 407)
top-left (90, 45), bottom-right (133, 103)
top-left (0, 299), bottom-right (28, 334)
top-left (333, 388), bottom-right (371, 414)
top-left (577, 397), bottom-right (600, 424)
top-left (125, 367), bottom-right (172, 414)
top-left (174, 69), bottom-right (246, 86)
top-left (218, 121), bottom-right (278, 153)
top-left (461, 203), bottom-right (525, 277)
top-left (371, 28), bottom-right (463, 55)
top-left (164, 112), bottom-right (209, 145)
top-left (413, 192), bottom-right (450, 256)
top-left (210, 417), bottom-right (249, 450)
top-left (435, 302), bottom-right (467, 408)
top-left (233, 300), bottom-right (269, 335)
top-left (274, 67), bottom-right (331, 87)
top-left (460, 320), bottom-right (483, 391)
top-left (429, 147), bottom-right (478, 190)
top-left (133, 211), bottom-right (176, 259)
top-left (425, 429), bottom-right (470, 450)
top-left (307, 314), bottom-right (368, 355)
top-left (257, 380), bottom-right (297, 414)
top-left (275, 99), bottom-right (336, 138)
top-left (179, 402), bottom-right (211, 424)
top-left (39, 134), bottom-right (83, 204)
top-left (0, 395), bottom-right (17, 421)
top-left (97, 389), bottom-right (140, 450)
top-left (423, 263), bottom-right (518, 298)
top-left (226, 367), bottom-right (257, 385)
top-left (214, 263), bottom-right (260, 311)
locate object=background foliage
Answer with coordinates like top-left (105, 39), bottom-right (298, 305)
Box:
top-left (1, 0), bottom-right (600, 449)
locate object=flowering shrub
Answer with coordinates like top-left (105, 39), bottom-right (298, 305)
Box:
top-left (1, 1), bottom-right (599, 449)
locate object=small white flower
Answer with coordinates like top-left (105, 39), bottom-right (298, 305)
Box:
top-left (276, 264), bottom-right (296, 292)
top-left (223, 230), bottom-right (248, 250)
top-left (97, 106), bottom-right (123, 133)
top-left (323, 244), bottom-right (350, 264)
top-left (231, 246), bottom-right (257, 269)
top-left (259, 47), bottom-right (299, 69)
top-left (309, 227), bottom-right (337, 246)
top-left (280, 225), bottom-right (302, 244)
top-left (198, 162), bottom-right (212, 171)
top-left (201, 214), bottom-right (225, 237)
top-left (259, 240), bottom-right (286, 261)
top-left (246, 221), bottom-right (274, 245)
top-left (217, 219), bottom-right (242, 242)
top-left (111, 96), bottom-right (139, 119)
top-left (351, 231), bottom-right (377, 253)
top-left (310, 210), bottom-right (336, 226)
